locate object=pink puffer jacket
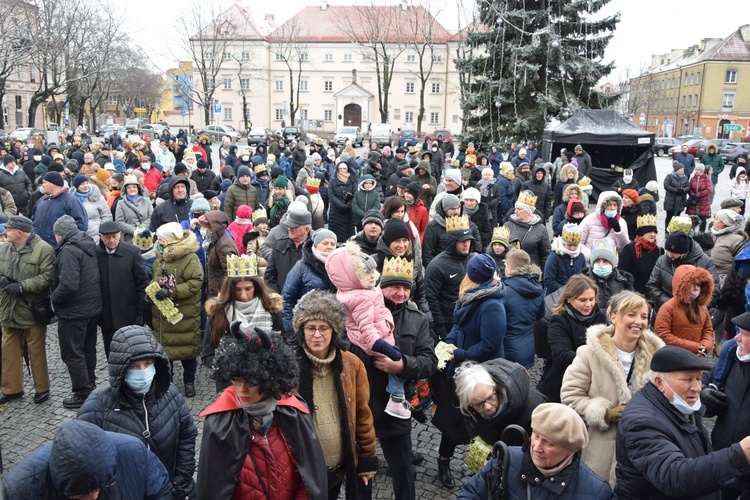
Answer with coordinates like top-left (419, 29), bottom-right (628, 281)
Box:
top-left (579, 190), bottom-right (630, 263)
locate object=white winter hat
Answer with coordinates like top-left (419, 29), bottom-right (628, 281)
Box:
top-left (462, 187), bottom-right (481, 202)
top-left (156, 222), bottom-right (185, 243)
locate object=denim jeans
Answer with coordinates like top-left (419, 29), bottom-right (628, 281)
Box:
top-left (387, 373), bottom-right (405, 398)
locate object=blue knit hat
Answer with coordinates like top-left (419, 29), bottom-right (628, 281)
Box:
top-left (190, 197), bottom-right (211, 213)
top-left (467, 253), bottom-right (496, 284)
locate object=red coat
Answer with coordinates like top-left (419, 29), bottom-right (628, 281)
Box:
top-left (406, 198), bottom-right (429, 242)
top-left (685, 173), bottom-right (712, 217)
top-left (139, 167), bottom-right (163, 195)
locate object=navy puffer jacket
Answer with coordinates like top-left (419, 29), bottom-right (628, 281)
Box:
top-left (77, 326), bottom-right (197, 494)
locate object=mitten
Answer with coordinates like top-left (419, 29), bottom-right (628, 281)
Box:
top-left (604, 404), bottom-right (626, 424)
top-left (372, 338), bottom-right (402, 361)
top-left (607, 217), bottom-right (621, 233)
top-left (155, 288), bottom-right (171, 300)
top-left (701, 386), bottom-right (728, 414)
top-left (6, 282), bottom-right (23, 296)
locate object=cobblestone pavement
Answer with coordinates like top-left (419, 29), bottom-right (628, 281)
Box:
top-left (0, 156), bottom-right (729, 496)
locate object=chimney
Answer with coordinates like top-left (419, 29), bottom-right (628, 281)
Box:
top-left (669, 48), bottom-right (682, 63)
top-left (264, 14), bottom-right (275, 27)
top-left (322, 1), bottom-right (328, 11)
top-left (401, 0), bottom-right (408, 11)
top-left (740, 24), bottom-right (750, 42)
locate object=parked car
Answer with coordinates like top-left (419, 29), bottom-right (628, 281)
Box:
top-left (125, 119), bottom-right (144, 133)
top-left (430, 128), bottom-right (453, 143)
top-left (369, 123), bottom-right (392, 147)
top-left (138, 124), bottom-right (167, 140)
top-left (721, 143), bottom-right (750, 164)
top-left (281, 126), bottom-right (307, 143)
top-left (653, 137), bottom-right (682, 157)
top-left (195, 124), bottom-right (241, 142)
top-left (104, 125), bottom-right (127, 145)
top-left (334, 126), bottom-right (364, 147)
top-left (307, 133), bottom-right (322, 146)
top-left (398, 127), bottom-right (418, 147)
top-left (668, 139), bottom-right (702, 157)
top-left (0, 129), bottom-right (8, 143)
top-left (697, 138), bottom-right (734, 157)
top-left (47, 122), bottom-right (60, 132)
top-left (247, 127), bottom-right (275, 146)
top-left (675, 134), bottom-right (706, 142)
top-left (9, 127), bottom-right (45, 143)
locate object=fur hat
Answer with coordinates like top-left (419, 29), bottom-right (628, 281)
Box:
top-left (531, 403), bottom-right (589, 452)
top-left (292, 290), bottom-right (346, 335)
top-left (673, 264), bottom-right (714, 306)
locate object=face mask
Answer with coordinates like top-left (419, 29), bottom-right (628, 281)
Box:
top-left (689, 290), bottom-right (700, 301)
top-left (200, 227), bottom-right (208, 238)
top-left (663, 379), bottom-right (701, 414)
top-left (124, 364), bottom-right (156, 394)
top-left (33, 155), bottom-right (41, 161)
top-left (737, 348), bottom-right (750, 363)
top-left (39, 186), bottom-right (45, 193)
top-left (604, 209), bottom-right (617, 218)
top-left (242, 155), bottom-right (250, 162)
top-left (623, 176), bottom-right (632, 184)
top-left (141, 163), bottom-right (151, 171)
top-left (432, 147), bottom-right (437, 152)
top-left (592, 264), bottom-right (612, 278)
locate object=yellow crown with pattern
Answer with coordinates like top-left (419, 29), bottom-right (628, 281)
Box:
top-left (637, 213), bottom-right (658, 229)
top-left (450, 159), bottom-right (460, 167)
top-left (252, 207), bottom-right (267, 222)
top-left (446, 214), bottom-right (471, 233)
top-left (667, 216), bottom-right (693, 235)
top-left (133, 230), bottom-right (154, 251)
top-left (305, 178), bottom-right (321, 188)
top-left (408, 145), bottom-right (420, 154)
top-left (578, 176), bottom-right (591, 186)
top-left (381, 256), bottom-right (414, 281)
top-left (561, 223), bottom-right (582, 245)
top-left (517, 190), bottom-right (538, 207)
top-left (227, 253), bottom-right (258, 278)
top-left (491, 226), bottom-right (510, 246)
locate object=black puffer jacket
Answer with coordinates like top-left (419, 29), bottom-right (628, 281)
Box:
top-left (0, 167), bottom-right (33, 214)
top-left (580, 266), bottom-right (634, 311)
top-left (646, 240), bottom-right (718, 311)
top-left (522, 165), bottom-right (553, 220)
top-left (77, 326), bottom-right (198, 495)
top-left (52, 230), bottom-right (102, 320)
top-left (149, 177), bottom-right (192, 231)
top-left (422, 201), bottom-right (481, 268)
top-left (424, 239), bottom-right (470, 339)
top-left (190, 168), bottom-right (219, 194)
top-left (465, 202), bottom-right (493, 248)
top-left (663, 171), bottom-right (689, 212)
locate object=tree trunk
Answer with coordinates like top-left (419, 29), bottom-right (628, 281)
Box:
top-left (0, 87), bottom-right (6, 130)
top-left (417, 85), bottom-right (426, 136)
top-left (204, 103), bottom-right (210, 127)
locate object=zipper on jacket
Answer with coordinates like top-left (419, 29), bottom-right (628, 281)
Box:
top-left (142, 395), bottom-right (151, 450)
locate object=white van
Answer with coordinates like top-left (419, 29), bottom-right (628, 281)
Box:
top-left (369, 123), bottom-right (392, 147)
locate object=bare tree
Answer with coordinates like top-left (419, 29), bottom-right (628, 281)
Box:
top-left (230, 43), bottom-right (265, 132)
top-left (269, 15), bottom-right (309, 127)
top-left (0, 0), bottom-right (36, 129)
top-left (338, 1), bottom-right (408, 123)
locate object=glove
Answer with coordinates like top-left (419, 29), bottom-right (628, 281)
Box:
top-left (6, 282), bottom-right (23, 296)
top-left (607, 217), bottom-right (621, 233)
top-left (372, 338), bottom-right (402, 361)
top-left (154, 288), bottom-right (171, 300)
top-left (701, 387), bottom-right (728, 414)
top-left (0, 276), bottom-right (9, 289)
top-left (604, 404), bottom-right (626, 424)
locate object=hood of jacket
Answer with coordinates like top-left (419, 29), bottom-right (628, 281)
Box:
top-left (157, 230), bottom-right (200, 263)
top-left (49, 421), bottom-right (117, 497)
top-left (168, 176), bottom-right (190, 201)
top-left (672, 264), bottom-right (714, 306)
top-left (596, 190), bottom-right (622, 215)
top-left (359, 174), bottom-right (377, 190)
top-left (706, 143), bottom-right (718, 155)
top-left (457, 280), bottom-right (505, 307)
top-left (58, 230), bottom-right (97, 258)
top-left (325, 240), bottom-right (372, 292)
top-left (503, 264), bottom-right (544, 298)
top-left (108, 325), bottom-right (171, 400)
top-left (204, 210), bottom-right (229, 238)
top-left (475, 358), bottom-right (533, 420)
top-left (530, 164), bottom-right (546, 183)
top-left (415, 160), bottom-right (432, 175)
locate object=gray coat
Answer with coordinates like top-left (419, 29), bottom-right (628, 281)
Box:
top-left (115, 185), bottom-right (153, 243)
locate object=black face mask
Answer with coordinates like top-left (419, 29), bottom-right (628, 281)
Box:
top-left (570, 216), bottom-right (584, 223)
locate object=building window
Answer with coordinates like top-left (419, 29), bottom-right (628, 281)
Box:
top-left (343, 54), bottom-right (352, 62)
top-left (695, 71), bottom-right (700, 84)
top-left (223, 51), bottom-right (232, 61)
top-left (687, 95), bottom-right (692, 106)
top-left (300, 52), bottom-right (309, 62)
top-left (405, 111), bottom-right (414, 123)
top-left (107, 97), bottom-right (117, 106)
top-left (275, 108), bottom-right (284, 120)
top-left (324, 110), bottom-right (332, 121)
top-left (275, 80), bottom-right (283, 91)
top-left (204, 51), bottom-right (213, 60)
top-left (362, 53), bottom-right (373, 62)
top-left (722, 93), bottom-right (735, 109)
top-left (299, 109), bottom-right (308, 120)
top-left (325, 53), bottom-right (333, 61)
top-left (432, 54), bottom-right (443, 63)
top-left (406, 82), bottom-right (415, 93)
top-left (682, 95), bottom-right (686, 107)
top-left (300, 80), bottom-right (308, 91)
top-left (241, 51), bottom-right (250, 61)
top-left (453, 114), bottom-right (459, 123)
top-left (406, 54), bottom-right (416, 62)
top-left (694, 94), bottom-right (698, 107)
top-left (207, 78), bottom-right (215, 90)
top-left (223, 78), bottom-right (232, 90)
top-left (726, 70), bottom-right (737, 84)
top-left (241, 78), bottom-right (250, 90)
top-left (223, 108), bottom-right (232, 120)
top-left (430, 112), bottom-right (439, 125)
top-left (431, 82), bottom-right (440, 93)
top-left (274, 52), bottom-right (283, 61)
top-left (324, 81), bottom-right (333, 91)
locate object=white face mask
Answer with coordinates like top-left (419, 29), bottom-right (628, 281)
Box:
top-left (623, 175), bottom-right (632, 184)
top-left (242, 155), bottom-right (250, 162)
top-left (663, 379), bottom-right (702, 414)
top-left (141, 163), bottom-right (151, 171)
top-left (432, 147), bottom-right (438, 152)
top-left (33, 155), bottom-right (41, 161)
top-left (737, 348), bottom-right (750, 363)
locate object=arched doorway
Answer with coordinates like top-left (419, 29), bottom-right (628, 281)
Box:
top-left (343, 103), bottom-right (362, 127)
top-left (718, 119), bottom-right (730, 139)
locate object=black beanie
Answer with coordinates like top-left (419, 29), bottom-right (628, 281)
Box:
top-left (383, 218), bottom-right (411, 246)
top-left (406, 181), bottom-right (420, 199)
top-left (42, 171), bottom-right (64, 187)
top-left (665, 231), bottom-right (691, 254)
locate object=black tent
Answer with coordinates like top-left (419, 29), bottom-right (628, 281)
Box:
top-left (542, 110), bottom-right (657, 201)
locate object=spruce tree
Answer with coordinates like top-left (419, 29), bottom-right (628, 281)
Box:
top-left (455, 0), bottom-right (620, 146)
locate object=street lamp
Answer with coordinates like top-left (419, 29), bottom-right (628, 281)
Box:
top-left (495, 98), bottom-right (502, 109)
top-left (561, 108), bottom-right (570, 119)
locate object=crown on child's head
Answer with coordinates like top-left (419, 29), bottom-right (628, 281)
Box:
top-left (561, 224), bottom-right (582, 245)
top-left (306, 178), bottom-right (321, 188)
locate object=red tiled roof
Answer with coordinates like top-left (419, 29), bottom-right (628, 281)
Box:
top-left (698, 27), bottom-right (750, 62)
top-left (268, 5), bottom-right (452, 44)
top-left (192, 3), bottom-right (269, 41)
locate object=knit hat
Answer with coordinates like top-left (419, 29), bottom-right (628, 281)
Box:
top-left (237, 165), bottom-right (252, 178)
top-left (667, 216), bottom-right (693, 235)
top-left (398, 159), bottom-right (411, 171)
top-left (482, 167), bottom-right (494, 178)
top-left (383, 218), bottom-right (411, 246)
top-left (73, 174), bottom-right (89, 190)
top-left (2, 154), bottom-right (14, 165)
top-left (196, 158), bottom-right (208, 170)
top-left (190, 197), bottom-right (211, 213)
top-left (574, 144), bottom-right (583, 152)
top-left (441, 193), bottom-right (461, 212)
top-left (622, 189), bottom-right (639, 204)
top-left (312, 228), bottom-right (337, 247)
top-left (40, 155), bottom-right (51, 166)
top-left (716, 208), bottom-right (744, 230)
top-left (405, 182), bottom-right (420, 199)
top-left (645, 180), bottom-right (659, 193)
top-left (467, 253), bottom-right (496, 284)
top-left (561, 224), bottom-right (582, 245)
top-left (204, 190), bottom-right (218, 201)
top-left (462, 187), bottom-right (481, 202)
top-left (304, 157), bottom-right (314, 167)
top-left (518, 148), bottom-right (527, 156)
top-left (84, 153), bottom-right (94, 161)
top-left (444, 168), bottom-right (461, 185)
top-left (567, 200), bottom-right (585, 216)
top-left (694, 163), bottom-right (705, 173)
top-left (156, 222), bottom-right (185, 243)
top-left (650, 345), bottom-right (711, 372)
top-left (362, 209), bottom-right (385, 229)
top-left (397, 177), bottom-right (411, 190)
top-left (49, 162), bottom-right (65, 173)
top-left (491, 226), bottom-right (510, 247)
top-left (590, 237), bottom-right (618, 267)
top-left (665, 231), bottom-right (691, 254)
top-left (721, 198), bottom-right (745, 210)
top-left (672, 161), bottom-right (685, 172)
top-left (274, 175), bottom-right (288, 189)
top-left (292, 290), bottom-right (346, 335)
top-left (531, 403), bottom-right (589, 452)
top-left (636, 213), bottom-right (658, 236)
top-left (42, 171), bottom-right (64, 187)
top-left (53, 215), bottom-right (78, 237)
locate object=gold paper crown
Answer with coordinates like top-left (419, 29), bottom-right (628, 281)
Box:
top-left (381, 256), bottom-right (414, 281)
top-left (306, 178), bottom-right (321, 188)
top-left (267, 153), bottom-right (276, 163)
top-left (561, 223), bottom-right (582, 245)
top-left (491, 226), bottom-right (510, 245)
top-left (517, 190), bottom-right (538, 207)
top-left (578, 176), bottom-right (591, 186)
top-left (445, 214), bottom-right (471, 233)
top-left (254, 164), bottom-right (267, 174)
top-left (408, 145), bottom-right (420, 154)
top-left (252, 207), bottom-right (267, 222)
top-left (637, 213), bottom-right (658, 229)
top-left (667, 216), bottom-right (692, 235)
top-left (450, 159), bottom-right (460, 167)
top-left (591, 238), bottom-right (617, 255)
top-left (227, 253), bottom-right (258, 278)
top-left (133, 230), bottom-right (154, 251)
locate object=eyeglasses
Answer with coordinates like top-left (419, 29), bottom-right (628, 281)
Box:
top-left (470, 390), bottom-right (498, 411)
top-left (304, 325), bottom-right (331, 335)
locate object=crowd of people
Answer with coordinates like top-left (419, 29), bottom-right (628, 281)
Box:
top-left (1, 129), bottom-right (750, 499)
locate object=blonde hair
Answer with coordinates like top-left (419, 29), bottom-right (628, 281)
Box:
top-left (458, 275), bottom-right (480, 301)
top-left (606, 291), bottom-right (649, 318)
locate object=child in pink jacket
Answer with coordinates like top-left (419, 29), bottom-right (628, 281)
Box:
top-left (326, 241), bottom-right (411, 419)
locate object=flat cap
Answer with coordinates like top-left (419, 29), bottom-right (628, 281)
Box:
top-left (98, 221), bottom-right (121, 234)
top-left (650, 345), bottom-right (711, 372)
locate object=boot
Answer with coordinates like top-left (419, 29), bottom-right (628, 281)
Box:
top-left (437, 458), bottom-right (455, 489)
top-left (184, 382), bottom-right (196, 398)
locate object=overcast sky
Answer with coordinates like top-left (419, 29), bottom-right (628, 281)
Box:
top-left (130, 0), bottom-right (747, 83)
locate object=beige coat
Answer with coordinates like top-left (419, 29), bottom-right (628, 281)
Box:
top-left (561, 323), bottom-right (663, 486)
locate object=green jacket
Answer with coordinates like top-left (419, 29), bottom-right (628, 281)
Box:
top-left (151, 230), bottom-right (204, 360)
top-left (0, 234), bottom-right (55, 328)
top-left (223, 179), bottom-right (260, 220)
top-left (352, 176), bottom-right (381, 227)
top-left (702, 143), bottom-right (724, 181)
